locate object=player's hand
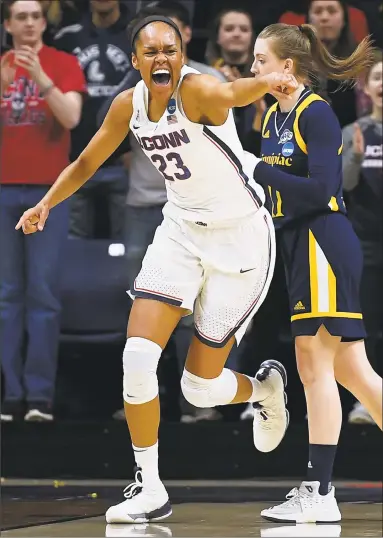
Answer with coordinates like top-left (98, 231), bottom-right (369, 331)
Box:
top-left (15, 202), bottom-right (50, 234)
top-left (1, 51), bottom-right (16, 93)
top-left (352, 123), bottom-right (365, 156)
top-left (263, 73), bottom-right (299, 98)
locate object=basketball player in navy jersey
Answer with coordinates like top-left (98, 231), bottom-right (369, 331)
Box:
top-left (16, 15), bottom-right (298, 524)
top-left (246, 23), bottom-right (382, 523)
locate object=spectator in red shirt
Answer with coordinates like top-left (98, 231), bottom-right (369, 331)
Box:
top-left (0, 0), bottom-right (86, 422)
top-left (279, 0), bottom-right (369, 44)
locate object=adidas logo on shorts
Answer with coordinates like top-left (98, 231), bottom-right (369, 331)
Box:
top-left (294, 300), bottom-right (305, 311)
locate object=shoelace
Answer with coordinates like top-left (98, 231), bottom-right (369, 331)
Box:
top-left (253, 402), bottom-right (275, 431)
top-left (267, 487), bottom-right (301, 511)
top-left (123, 468), bottom-right (143, 499)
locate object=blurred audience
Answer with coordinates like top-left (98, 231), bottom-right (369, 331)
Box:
top-left (342, 49), bottom-right (382, 425)
top-left (54, 0), bottom-right (139, 240)
top-left (205, 7), bottom-right (266, 148)
top-left (279, 0), bottom-right (369, 44)
top-left (41, 0), bottom-right (86, 45)
top-left (307, 0), bottom-right (360, 127)
top-left (0, 0), bottom-right (86, 422)
top-left (1, 0), bottom-right (382, 423)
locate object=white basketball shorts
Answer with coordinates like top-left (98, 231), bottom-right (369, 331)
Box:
top-left (130, 207), bottom-right (276, 347)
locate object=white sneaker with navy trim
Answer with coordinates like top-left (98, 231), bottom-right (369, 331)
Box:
top-left (261, 481), bottom-right (341, 523)
top-left (105, 469), bottom-right (172, 524)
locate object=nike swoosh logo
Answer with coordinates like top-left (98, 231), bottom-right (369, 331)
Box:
top-left (240, 268), bottom-right (255, 273)
top-left (133, 124), bottom-right (140, 129)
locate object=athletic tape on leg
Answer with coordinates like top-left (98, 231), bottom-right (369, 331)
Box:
top-left (181, 368), bottom-right (238, 408)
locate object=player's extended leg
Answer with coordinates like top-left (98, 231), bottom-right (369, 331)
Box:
top-left (106, 214), bottom-right (204, 525)
top-left (261, 325), bottom-right (342, 523)
top-left (106, 298), bottom-right (186, 525)
top-left (182, 335), bottom-right (288, 453)
top-left (334, 340), bottom-right (382, 429)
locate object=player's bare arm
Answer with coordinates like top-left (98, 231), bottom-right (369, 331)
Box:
top-left (180, 72), bottom-right (298, 125)
top-left (16, 89), bottom-right (134, 234)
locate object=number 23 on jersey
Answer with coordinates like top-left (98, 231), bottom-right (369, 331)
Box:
top-left (151, 152), bottom-right (191, 181)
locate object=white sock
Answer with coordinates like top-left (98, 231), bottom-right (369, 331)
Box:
top-left (132, 442), bottom-right (162, 491)
top-left (245, 375), bottom-right (271, 403)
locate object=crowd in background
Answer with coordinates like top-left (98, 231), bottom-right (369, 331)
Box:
top-left (0, 0), bottom-right (382, 425)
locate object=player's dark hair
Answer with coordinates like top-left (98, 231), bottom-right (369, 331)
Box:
top-left (3, 0), bottom-right (44, 20)
top-left (128, 13), bottom-right (183, 53)
top-left (258, 23), bottom-right (375, 86)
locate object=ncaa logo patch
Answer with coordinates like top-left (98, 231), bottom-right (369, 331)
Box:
top-left (281, 142), bottom-right (294, 157)
top-left (167, 98), bottom-right (176, 114)
top-left (279, 129), bottom-right (293, 144)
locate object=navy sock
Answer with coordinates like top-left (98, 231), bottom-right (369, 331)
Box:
top-left (307, 444), bottom-right (337, 495)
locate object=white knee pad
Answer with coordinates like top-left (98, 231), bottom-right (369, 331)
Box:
top-left (123, 337), bottom-right (162, 405)
top-left (180, 368), bottom-right (238, 408)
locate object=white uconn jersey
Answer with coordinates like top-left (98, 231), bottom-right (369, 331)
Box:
top-left (130, 65), bottom-right (265, 222)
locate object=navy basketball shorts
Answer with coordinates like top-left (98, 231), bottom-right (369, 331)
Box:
top-left (280, 213), bottom-right (366, 340)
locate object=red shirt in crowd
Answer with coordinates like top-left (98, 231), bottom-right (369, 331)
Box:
top-left (0, 44), bottom-right (87, 185)
top-left (279, 6), bottom-right (369, 45)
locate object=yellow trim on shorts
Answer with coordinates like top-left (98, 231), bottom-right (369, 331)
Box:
top-left (291, 312), bottom-right (363, 321)
top-left (302, 230), bottom-right (362, 323)
top-left (309, 229), bottom-right (319, 312)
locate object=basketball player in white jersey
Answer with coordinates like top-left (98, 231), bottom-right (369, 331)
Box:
top-left (16, 15), bottom-right (298, 524)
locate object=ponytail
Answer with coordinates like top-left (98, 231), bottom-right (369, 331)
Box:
top-left (259, 23), bottom-right (376, 86)
top-left (299, 24), bottom-right (375, 83)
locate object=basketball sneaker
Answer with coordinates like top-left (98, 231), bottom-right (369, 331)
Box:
top-left (105, 468), bottom-right (172, 524)
top-left (261, 481), bottom-right (342, 523)
top-left (253, 360), bottom-right (289, 452)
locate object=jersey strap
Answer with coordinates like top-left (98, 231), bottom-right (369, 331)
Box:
top-left (292, 94), bottom-right (326, 154)
top-left (261, 102), bottom-right (278, 137)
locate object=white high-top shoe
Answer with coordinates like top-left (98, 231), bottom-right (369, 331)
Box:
top-left (253, 360), bottom-right (289, 452)
top-left (261, 481), bottom-right (342, 523)
top-left (106, 468), bottom-right (172, 524)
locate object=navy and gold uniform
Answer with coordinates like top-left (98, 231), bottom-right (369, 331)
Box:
top-left (255, 88), bottom-right (366, 339)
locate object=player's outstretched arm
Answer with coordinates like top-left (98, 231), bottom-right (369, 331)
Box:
top-left (182, 72), bottom-right (298, 118)
top-left (16, 89), bottom-right (133, 234)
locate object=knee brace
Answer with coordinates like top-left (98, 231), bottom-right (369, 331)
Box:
top-left (180, 368), bottom-right (238, 408)
top-left (123, 337), bottom-right (162, 405)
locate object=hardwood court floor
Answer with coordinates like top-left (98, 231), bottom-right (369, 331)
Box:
top-left (1, 480), bottom-right (382, 537)
top-left (2, 502), bottom-right (382, 537)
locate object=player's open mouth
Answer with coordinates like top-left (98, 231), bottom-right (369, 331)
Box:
top-left (152, 69), bottom-right (171, 86)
